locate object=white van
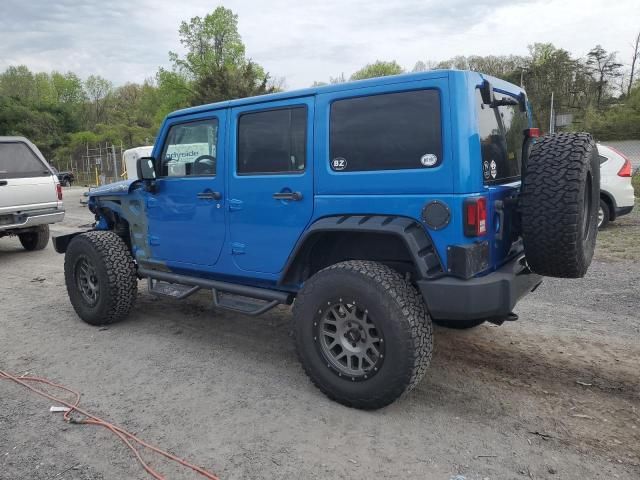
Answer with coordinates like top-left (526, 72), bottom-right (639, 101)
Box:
top-left (0, 137), bottom-right (64, 250)
top-left (123, 146), bottom-right (153, 180)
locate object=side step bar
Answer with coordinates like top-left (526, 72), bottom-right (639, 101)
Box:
top-left (139, 267), bottom-right (292, 316)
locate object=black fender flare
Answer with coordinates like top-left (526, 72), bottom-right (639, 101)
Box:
top-left (279, 215), bottom-right (443, 286)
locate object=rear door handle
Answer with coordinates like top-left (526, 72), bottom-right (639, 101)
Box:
top-left (273, 191), bottom-right (302, 201)
top-left (197, 190), bottom-right (222, 200)
top-left (0, 181), bottom-right (7, 186)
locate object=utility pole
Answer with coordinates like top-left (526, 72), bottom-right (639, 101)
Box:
top-left (112, 144), bottom-right (119, 180)
top-left (549, 92), bottom-right (555, 134)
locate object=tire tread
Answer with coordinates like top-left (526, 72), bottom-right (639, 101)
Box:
top-left (293, 260), bottom-right (432, 409)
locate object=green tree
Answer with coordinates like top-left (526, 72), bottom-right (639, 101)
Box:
top-left (350, 60), bottom-right (404, 80)
top-left (167, 6), bottom-right (275, 104)
top-left (0, 65), bottom-right (36, 103)
top-left (84, 75), bottom-right (113, 126)
top-left (586, 45), bottom-right (623, 108)
top-left (51, 72), bottom-right (85, 105)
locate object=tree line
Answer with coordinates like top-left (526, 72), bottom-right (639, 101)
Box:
top-left (0, 6), bottom-right (638, 168)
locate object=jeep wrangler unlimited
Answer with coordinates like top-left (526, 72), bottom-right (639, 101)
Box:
top-left (54, 70), bottom-right (599, 409)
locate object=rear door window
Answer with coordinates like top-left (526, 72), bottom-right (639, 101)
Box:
top-left (0, 142), bottom-right (49, 179)
top-left (237, 106), bottom-right (307, 175)
top-left (330, 89), bottom-right (442, 172)
top-left (476, 90), bottom-right (529, 184)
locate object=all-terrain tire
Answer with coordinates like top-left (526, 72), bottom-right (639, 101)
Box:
top-left (433, 318), bottom-right (485, 329)
top-left (520, 133), bottom-right (599, 278)
top-left (293, 260), bottom-right (433, 409)
top-left (64, 231), bottom-right (137, 325)
top-left (18, 225), bottom-right (50, 251)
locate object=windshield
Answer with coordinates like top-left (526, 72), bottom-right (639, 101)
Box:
top-left (0, 142), bottom-right (49, 179)
top-left (476, 90), bottom-right (529, 184)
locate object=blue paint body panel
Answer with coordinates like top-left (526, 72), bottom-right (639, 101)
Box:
top-left (89, 69), bottom-right (530, 292)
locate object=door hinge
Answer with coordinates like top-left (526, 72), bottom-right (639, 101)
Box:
top-left (228, 198), bottom-right (243, 211)
top-left (231, 242), bottom-right (246, 255)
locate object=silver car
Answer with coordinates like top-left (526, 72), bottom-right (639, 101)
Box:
top-left (0, 137), bottom-right (65, 250)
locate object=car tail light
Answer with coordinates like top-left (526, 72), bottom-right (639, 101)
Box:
top-left (56, 183), bottom-right (63, 200)
top-left (464, 197), bottom-right (487, 237)
top-left (617, 158), bottom-right (632, 177)
top-left (607, 146), bottom-right (633, 177)
top-left (525, 128), bottom-right (540, 138)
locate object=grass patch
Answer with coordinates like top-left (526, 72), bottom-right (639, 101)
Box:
top-left (632, 173), bottom-right (640, 198)
top-left (595, 198), bottom-right (640, 262)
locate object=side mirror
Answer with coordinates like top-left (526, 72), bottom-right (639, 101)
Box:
top-left (479, 79), bottom-right (495, 105)
top-left (137, 157), bottom-right (157, 181)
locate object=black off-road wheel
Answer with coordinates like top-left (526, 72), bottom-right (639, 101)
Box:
top-left (19, 225), bottom-right (50, 251)
top-left (293, 261), bottom-right (433, 409)
top-left (64, 231), bottom-right (137, 325)
top-left (433, 318), bottom-right (485, 329)
top-left (520, 133), bottom-right (600, 278)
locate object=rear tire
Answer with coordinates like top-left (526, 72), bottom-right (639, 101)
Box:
top-left (19, 225), bottom-right (49, 251)
top-left (598, 199), bottom-right (610, 230)
top-left (520, 133), bottom-right (599, 278)
top-left (293, 261), bottom-right (432, 409)
top-left (64, 231), bottom-right (137, 325)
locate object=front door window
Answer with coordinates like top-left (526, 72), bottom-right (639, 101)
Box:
top-left (160, 119), bottom-right (218, 177)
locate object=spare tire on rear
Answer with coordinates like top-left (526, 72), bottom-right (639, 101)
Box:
top-left (520, 133), bottom-right (599, 278)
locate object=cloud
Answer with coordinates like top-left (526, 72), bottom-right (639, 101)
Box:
top-left (0, 0), bottom-right (638, 89)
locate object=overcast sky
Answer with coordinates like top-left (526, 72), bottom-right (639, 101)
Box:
top-left (1, 0), bottom-right (639, 89)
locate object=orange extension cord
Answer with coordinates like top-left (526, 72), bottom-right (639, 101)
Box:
top-left (0, 369), bottom-right (220, 480)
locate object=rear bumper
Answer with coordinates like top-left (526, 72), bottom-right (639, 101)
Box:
top-left (615, 205), bottom-right (634, 217)
top-left (0, 209), bottom-right (65, 232)
top-left (417, 255), bottom-right (542, 321)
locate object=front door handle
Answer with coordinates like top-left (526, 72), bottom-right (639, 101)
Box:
top-left (273, 191), bottom-right (302, 201)
top-left (0, 181), bottom-right (7, 186)
top-left (197, 190), bottom-right (222, 200)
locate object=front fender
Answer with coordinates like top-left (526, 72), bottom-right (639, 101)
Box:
top-left (89, 179), bottom-right (140, 198)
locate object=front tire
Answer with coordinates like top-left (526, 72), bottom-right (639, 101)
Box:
top-left (293, 261), bottom-right (433, 409)
top-left (19, 225), bottom-right (50, 251)
top-left (64, 231), bottom-right (137, 325)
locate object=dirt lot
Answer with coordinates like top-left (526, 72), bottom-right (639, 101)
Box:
top-left (1, 187), bottom-right (639, 480)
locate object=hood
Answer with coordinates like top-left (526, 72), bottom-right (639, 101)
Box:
top-left (89, 179), bottom-right (140, 197)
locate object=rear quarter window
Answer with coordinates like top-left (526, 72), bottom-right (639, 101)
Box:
top-left (329, 89), bottom-right (442, 172)
top-left (0, 142), bottom-right (49, 179)
top-left (476, 90), bottom-right (528, 184)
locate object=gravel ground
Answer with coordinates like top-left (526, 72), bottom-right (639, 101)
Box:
top-left (1, 187), bottom-right (638, 480)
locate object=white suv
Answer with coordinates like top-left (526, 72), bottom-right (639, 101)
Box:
top-left (0, 137), bottom-right (65, 250)
top-left (598, 144), bottom-right (635, 229)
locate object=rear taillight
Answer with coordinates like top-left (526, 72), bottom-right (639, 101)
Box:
top-left (607, 146), bottom-right (633, 177)
top-left (56, 184), bottom-right (63, 200)
top-left (464, 197), bottom-right (487, 237)
top-left (525, 128), bottom-right (540, 138)
top-left (617, 159), bottom-right (632, 177)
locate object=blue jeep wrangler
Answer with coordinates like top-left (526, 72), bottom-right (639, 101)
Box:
top-left (54, 70), bottom-right (599, 409)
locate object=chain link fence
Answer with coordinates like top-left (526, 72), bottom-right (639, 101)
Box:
top-left (601, 140), bottom-right (640, 171)
top-left (64, 143), bottom-right (126, 187)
